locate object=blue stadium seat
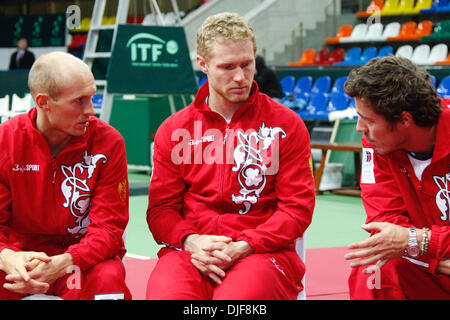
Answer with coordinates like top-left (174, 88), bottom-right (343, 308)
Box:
top-left (377, 45), bottom-right (394, 58)
top-left (333, 47), bottom-right (362, 66)
top-left (329, 76), bottom-right (348, 96)
top-left (437, 75), bottom-right (450, 98)
top-left (358, 46), bottom-right (378, 65)
top-left (310, 76), bottom-right (332, 98)
top-left (328, 94), bottom-right (358, 121)
top-left (327, 92), bottom-right (350, 112)
top-left (289, 76), bottom-right (313, 110)
top-left (92, 93), bottom-right (103, 109)
top-left (436, 0), bottom-right (450, 11)
top-left (421, 0), bottom-right (449, 12)
top-left (280, 76), bottom-right (300, 109)
top-left (296, 93), bottom-right (329, 119)
top-left (280, 76), bottom-right (296, 97)
top-left (293, 76), bottom-right (313, 96)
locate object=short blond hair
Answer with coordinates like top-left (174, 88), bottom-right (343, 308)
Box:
top-left (28, 52), bottom-right (90, 100)
top-left (28, 56), bottom-right (63, 100)
top-left (197, 12), bottom-right (256, 61)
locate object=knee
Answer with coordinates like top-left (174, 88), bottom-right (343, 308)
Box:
top-left (82, 258), bottom-right (130, 299)
top-left (88, 259), bottom-right (125, 283)
top-left (349, 259), bottom-right (406, 300)
top-left (146, 251), bottom-right (211, 300)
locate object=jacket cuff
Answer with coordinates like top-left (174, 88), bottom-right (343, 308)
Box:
top-left (65, 247), bottom-right (90, 271)
top-left (0, 244), bottom-right (21, 253)
top-left (427, 258), bottom-right (440, 276)
top-left (428, 225), bottom-right (440, 259)
top-left (177, 229), bottom-right (199, 251)
top-left (236, 234), bottom-right (256, 254)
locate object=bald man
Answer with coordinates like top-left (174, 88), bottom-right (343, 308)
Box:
top-left (0, 52), bottom-right (131, 300)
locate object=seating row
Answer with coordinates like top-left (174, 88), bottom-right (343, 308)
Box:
top-left (69, 16), bottom-right (117, 32)
top-left (436, 75), bottom-right (450, 98)
top-left (2, 75), bottom-right (449, 124)
top-left (0, 93), bottom-right (33, 123)
top-left (0, 92), bottom-right (111, 124)
top-left (326, 19), bottom-right (450, 44)
top-left (288, 48), bottom-right (345, 66)
top-left (280, 74), bottom-right (449, 100)
top-left (290, 43), bottom-right (448, 66)
top-left (341, 43), bottom-right (447, 66)
top-left (279, 75), bottom-right (355, 120)
top-left (357, 0), bottom-right (450, 18)
top-left (291, 45), bottom-right (391, 66)
top-left (67, 12), bottom-right (187, 53)
top-left (69, 11), bottom-right (186, 32)
top-left (278, 74), bottom-right (450, 120)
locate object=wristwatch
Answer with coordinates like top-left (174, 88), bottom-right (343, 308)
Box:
top-left (405, 227), bottom-right (420, 258)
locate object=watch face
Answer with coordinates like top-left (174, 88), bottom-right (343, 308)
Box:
top-left (407, 246), bottom-right (420, 257)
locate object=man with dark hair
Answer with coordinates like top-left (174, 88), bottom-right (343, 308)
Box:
top-left (344, 56), bottom-right (450, 299)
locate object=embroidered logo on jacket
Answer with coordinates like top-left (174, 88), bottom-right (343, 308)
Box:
top-left (61, 150), bottom-right (107, 237)
top-left (361, 148), bottom-right (376, 184)
top-left (118, 178), bottom-right (127, 203)
top-left (231, 122), bottom-right (286, 214)
top-left (12, 164), bottom-right (40, 172)
top-left (433, 171), bottom-right (450, 223)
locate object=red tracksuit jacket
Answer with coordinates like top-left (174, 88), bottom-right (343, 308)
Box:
top-left (358, 106), bottom-right (450, 275)
top-left (0, 109), bottom-right (129, 271)
top-left (147, 82), bottom-right (315, 254)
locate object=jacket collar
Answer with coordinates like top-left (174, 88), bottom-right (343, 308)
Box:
top-left (25, 108), bottom-right (89, 156)
top-left (432, 105), bottom-right (450, 162)
top-left (193, 80), bottom-right (260, 122)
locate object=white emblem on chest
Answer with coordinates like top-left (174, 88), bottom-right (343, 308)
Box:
top-left (231, 122), bottom-right (286, 214)
top-left (433, 172), bottom-right (450, 223)
top-left (61, 150), bottom-right (107, 236)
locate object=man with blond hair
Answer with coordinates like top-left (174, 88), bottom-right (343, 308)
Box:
top-left (146, 12), bottom-right (315, 299)
top-left (0, 52), bottom-right (131, 300)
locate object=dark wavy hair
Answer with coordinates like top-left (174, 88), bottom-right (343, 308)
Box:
top-left (344, 56), bottom-right (442, 127)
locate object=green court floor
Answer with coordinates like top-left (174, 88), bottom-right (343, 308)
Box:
top-left (126, 191), bottom-right (368, 258)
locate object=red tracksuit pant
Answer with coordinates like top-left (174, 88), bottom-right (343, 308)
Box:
top-left (0, 257), bottom-right (131, 300)
top-left (349, 257), bottom-right (450, 299)
top-left (146, 248), bottom-right (304, 300)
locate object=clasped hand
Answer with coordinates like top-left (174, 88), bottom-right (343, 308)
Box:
top-left (183, 234), bottom-right (251, 284)
top-left (0, 249), bottom-right (73, 295)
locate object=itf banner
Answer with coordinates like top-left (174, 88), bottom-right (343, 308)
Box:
top-left (106, 25), bottom-right (198, 94)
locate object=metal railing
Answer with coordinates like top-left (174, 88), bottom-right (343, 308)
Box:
top-left (291, 22), bottom-right (304, 62)
top-left (324, 0), bottom-right (337, 39)
top-left (139, 0), bottom-right (182, 26)
top-left (291, 0), bottom-right (336, 62)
